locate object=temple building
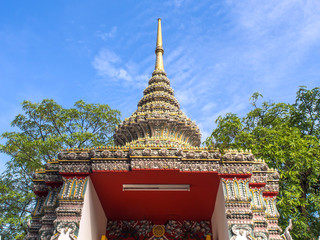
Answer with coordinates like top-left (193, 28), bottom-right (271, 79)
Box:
top-left (26, 19), bottom-right (291, 240)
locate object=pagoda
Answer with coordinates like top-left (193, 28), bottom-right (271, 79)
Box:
top-left (26, 19), bottom-right (291, 240)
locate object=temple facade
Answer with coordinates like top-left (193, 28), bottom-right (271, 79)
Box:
top-left (26, 19), bottom-right (290, 240)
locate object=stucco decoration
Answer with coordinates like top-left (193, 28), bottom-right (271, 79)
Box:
top-left (281, 219), bottom-right (293, 240)
top-left (106, 220), bottom-right (210, 240)
top-left (57, 228), bottom-right (72, 240)
top-left (255, 233), bottom-right (268, 240)
top-left (53, 222), bottom-right (78, 240)
top-left (230, 225), bottom-right (254, 240)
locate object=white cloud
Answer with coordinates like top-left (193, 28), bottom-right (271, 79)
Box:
top-left (92, 0), bottom-right (320, 142)
top-left (97, 26), bottom-right (117, 40)
top-left (92, 48), bottom-right (150, 86)
top-left (175, 88), bottom-right (197, 105)
top-left (118, 69), bottom-right (132, 81)
top-left (174, 0), bottom-right (184, 7)
top-left (92, 49), bottom-right (132, 81)
top-left (201, 102), bottom-right (217, 113)
top-left (227, 0), bottom-right (320, 72)
top-left (166, 0), bottom-right (186, 8)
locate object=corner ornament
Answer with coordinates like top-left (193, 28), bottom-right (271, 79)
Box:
top-left (281, 219), bottom-right (293, 240)
top-left (57, 228), bottom-right (72, 240)
top-left (230, 225), bottom-right (254, 240)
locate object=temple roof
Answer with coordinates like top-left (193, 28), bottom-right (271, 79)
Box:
top-left (114, 19), bottom-right (201, 148)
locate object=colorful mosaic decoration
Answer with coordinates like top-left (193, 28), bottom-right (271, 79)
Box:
top-left (106, 220), bottom-right (211, 240)
top-left (25, 19), bottom-right (293, 240)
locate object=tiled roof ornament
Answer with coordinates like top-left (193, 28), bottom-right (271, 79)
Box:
top-left (281, 219), bottom-right (293, 240)
top-left (114, 19), bottom-right (202, 148)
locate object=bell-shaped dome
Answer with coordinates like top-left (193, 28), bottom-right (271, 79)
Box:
top-left (114, 19), bottom-right (201, 148)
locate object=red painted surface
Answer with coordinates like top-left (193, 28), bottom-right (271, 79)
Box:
top-left (263, 192), bottom-right (278, 197)
top-left (90, 170), bottom-right (220, 224)
top-left (219, 173), bottom-right (252, 180)
top-left (249, 182), bottom-right (266, 188)
top-left (34, 191), bottom-right (48, 197)
top-left (60, 172), bottom-right (89, 179)
top-left (45, 181), bottom-right (63, 188)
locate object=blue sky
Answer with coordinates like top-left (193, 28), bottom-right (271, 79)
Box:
top-left (1, 0), bottom-right (319, 171)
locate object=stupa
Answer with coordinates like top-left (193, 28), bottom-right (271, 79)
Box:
top-left (26, 19), bottom-right (291, 240)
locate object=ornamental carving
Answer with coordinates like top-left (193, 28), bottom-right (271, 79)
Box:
top-left (264, 183), bottom-right (279, 192)
top-left (246, 154), bottom-right (255, 161)
top-left (176, 149), bottom-right (185, 157)
top-left (272, 172), bottom-right (280, 180)
top-left (186, 151), bottom-right (196, 159)
top-left (78, 152), bottom-right (89, 160)
top-left (67, 152), bottom-right (77, 160)
top-left (106, 220), bottom-right (211, 240)
top-left (101, 150), bottom-right (111, 158)
top-left (250, 174), bottom-right (267, 183)
top-left (254, 232), bottom-right (268, 240)
top-left (214, 152), bottom-right (221, 159)
top-left (40, 231), bottom-right (52, 240)
top-left (33, 184), bottom-right (48, 193)
top-left (230, 225), bottom-right (254, 240)
top-left (89, 149), bottom-right (96, 158)
top-left (59, 163), bottom-right (90, 173)
top-left (260, 164), bottom-right (268, 171)
top-left (131, 159), bottom-right (178, 170)
top-left (180, 162), bottom-right (218, 172)
top-left (58, 152), bottom-right (65, 160)
top-left (92, 160), bottom-right (129, 171)
top-left (235, 154), bottom-right (244, 161)
top-left (223, 153), bottom-right (233, 161)
top-left (142, 148), bottom-right (152, 156)
top-left (46, 162), bottom-right (59, 171)
top-left (220, 164), bottom-right (253, 174)
top-left (115, 150), bottom-right (124, 158)
top-left (200, 151), bottom-right (209, 158)
top-left (44, 174), bottom-right (62, 183)
top-left (159, 148), bottom-right (168, 156)
top-left (53, 222), bottom-right (78, 240)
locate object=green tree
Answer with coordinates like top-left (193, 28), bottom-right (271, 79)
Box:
top-left (0, 99), bottom-right (121, 239)
top-left (205, 87), bottom-right (320, 240)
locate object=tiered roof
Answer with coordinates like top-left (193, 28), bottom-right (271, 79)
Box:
top-left (114, 19), bottom-right (201, 148)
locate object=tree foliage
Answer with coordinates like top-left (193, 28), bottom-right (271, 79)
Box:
top-left (205, 86), bottom-right (320, 239)
top-left (0, 99), bottom-right (121, 239)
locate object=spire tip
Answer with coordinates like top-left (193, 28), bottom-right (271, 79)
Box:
top-left (155, 18), bottom-right (164, 71)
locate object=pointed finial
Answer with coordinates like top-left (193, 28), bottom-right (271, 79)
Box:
top-left (155, 18), bottom-right (164, 71)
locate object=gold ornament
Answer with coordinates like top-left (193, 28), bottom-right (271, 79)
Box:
top-left (152, 225), bottom-right (165, 237)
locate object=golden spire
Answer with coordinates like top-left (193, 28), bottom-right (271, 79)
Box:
top-left (155, 18), bottom-right (164, 71)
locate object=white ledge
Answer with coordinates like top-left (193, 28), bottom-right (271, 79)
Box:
top-left (123, 184), bottom-right (190, 191)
